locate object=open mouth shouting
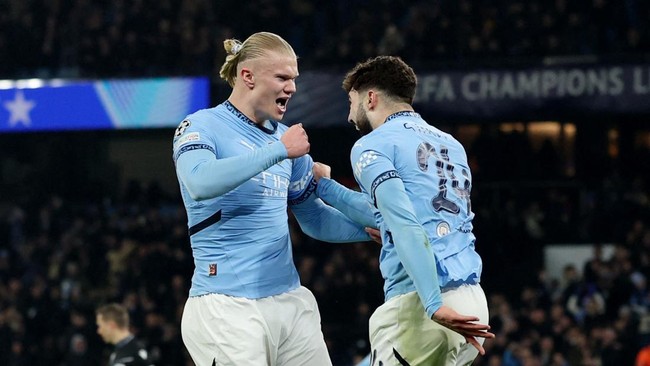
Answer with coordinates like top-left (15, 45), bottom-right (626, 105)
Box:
top-left (276, 97), bottom-right (289, 114)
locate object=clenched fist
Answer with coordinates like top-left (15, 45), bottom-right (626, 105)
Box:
top-left (312, 162), bottom-right (331, 182)
top-left (281, 123), bottom-right (310, 158)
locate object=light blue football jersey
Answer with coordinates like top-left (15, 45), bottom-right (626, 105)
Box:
top-left (172, 101), bottom-right (316, 299)
top-left (350, 111), bottom-right (482, 302)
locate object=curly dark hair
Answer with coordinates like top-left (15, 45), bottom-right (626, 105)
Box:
top-left (342, 56), bottom-right (417, 104)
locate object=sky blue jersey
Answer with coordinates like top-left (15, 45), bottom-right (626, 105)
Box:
top-left (345, 111), bottom-right (482, 317)
top-left (173, 101), bottom-right (370, 299)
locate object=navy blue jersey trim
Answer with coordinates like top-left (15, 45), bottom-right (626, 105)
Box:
top-left (175, 143), bottom-right (216, 160)
top-left (223, 100), bottom-right (278, 134)
top-left (189, 210), bottom-right (222, 236)
top-left (384, 111), bottom-right (420, 123)
top-left (370, 170), bottom-right (401, 207)
top-left (288, 178), bottom-right (317, 206)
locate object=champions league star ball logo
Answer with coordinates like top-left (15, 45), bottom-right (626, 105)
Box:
top-left (175, 119), bottom-right (191, 136)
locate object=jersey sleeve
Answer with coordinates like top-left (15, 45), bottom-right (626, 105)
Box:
top-left (285, 154), bottom-right (371, 242)
top-left (173, 118), bottom-right (288, 201)
top-left (350, 139), bottom-right (394, 205)
top-left (316, 177), bottom-right (376, 228)
top-left (287, 154), bottom-right (317, 205)
top-left (290, 191), bottom-right (372, 243)
top-left (172, 118), bottom-right (215, 164)
top-left (352, 141), bottom-right (443, 317)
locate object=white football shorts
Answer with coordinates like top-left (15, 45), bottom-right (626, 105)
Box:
top-left (368, 284), bottom-right (489, 366)
top-left (181, 286), bottom-right (332, 366)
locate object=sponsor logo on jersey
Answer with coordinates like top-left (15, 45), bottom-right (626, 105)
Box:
top-left (289, 170), bottom-right (313, 193)
top-left (288, 178), bottom-right (317, 205)
top-left (239, 139), bottom-right (257, 150)
top-left (174, 132), bottom-right (200, 148)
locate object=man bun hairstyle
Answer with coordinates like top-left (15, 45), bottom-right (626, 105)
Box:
top-left (219, 32), bottom-right (297, 88)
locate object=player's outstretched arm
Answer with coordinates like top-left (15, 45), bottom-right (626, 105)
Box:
top-left (290, 192), bottom-right (373, 243)
top-left (313, 162), bottom-right (376, 228)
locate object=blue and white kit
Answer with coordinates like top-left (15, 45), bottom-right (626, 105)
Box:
top-left (173, 101), bottom-right (371, 300)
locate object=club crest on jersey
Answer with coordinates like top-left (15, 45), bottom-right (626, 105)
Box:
top-left (175, 119), bottom-right (191, 137)
top-left (436, 222), bottom-right (451, 237)
top-left (208, 263), bottom-right (217, 276)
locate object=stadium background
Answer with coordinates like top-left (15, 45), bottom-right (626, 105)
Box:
top-left (1, 1), bottom-right (649, 365)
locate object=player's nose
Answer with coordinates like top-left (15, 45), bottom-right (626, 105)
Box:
top-left (285, 79), bottom-right (296, 94)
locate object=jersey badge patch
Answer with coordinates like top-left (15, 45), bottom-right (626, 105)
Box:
top-left (174, 119), bottom-right (191, 136)
top-left (174, 132), bottom-right (200, 148)
top-left (209, 263), bottom-right (217, 276)
top-left (436, 222), bottom-right (451, 237)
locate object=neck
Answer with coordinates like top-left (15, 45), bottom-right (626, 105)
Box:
top-left (372, 103), bottom-right (414, 129)
top-left (228, 89), bottom-right (263, 125)
top-left (112, 330), bottom-right (132, 345)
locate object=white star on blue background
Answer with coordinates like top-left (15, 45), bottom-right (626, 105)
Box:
top-left (4, 90), bottom-right (36, 127)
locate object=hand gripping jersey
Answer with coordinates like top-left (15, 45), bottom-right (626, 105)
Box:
top-left (172, 101), bottom-right (316, 299)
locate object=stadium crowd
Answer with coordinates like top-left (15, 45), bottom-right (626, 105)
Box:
top-left (0, 132), bottom-right (648, 365)
top-left (1, 0), bottom-right (650, 365)
top-left (0, 0), bottom-right (649, 80)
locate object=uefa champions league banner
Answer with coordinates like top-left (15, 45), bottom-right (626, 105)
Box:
top-left (285, 63), bottom-right (650, 126)
top-left (0, 77), bottom-right (209, 132)
top-left (4, 65), bottom-right (648, 131)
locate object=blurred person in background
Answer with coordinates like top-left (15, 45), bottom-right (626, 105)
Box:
top-left (172, 31), bottom-right (376, 366)
top-left (96, 303), bottom-right (152, 366)
top-left (314, 55), bottom-right (493, 365)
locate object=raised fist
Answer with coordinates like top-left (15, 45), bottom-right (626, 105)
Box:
top-left (281, 123), bottom-right (310, 158)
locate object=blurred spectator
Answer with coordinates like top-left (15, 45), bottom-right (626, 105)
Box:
top-left (1, 0), bottom-right (650, 79)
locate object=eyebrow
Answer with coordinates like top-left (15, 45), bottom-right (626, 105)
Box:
top-left (275, 71), bottom-right (298, 79)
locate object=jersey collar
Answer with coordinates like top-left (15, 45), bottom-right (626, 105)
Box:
top-left (115, 334), bottom-right (134, 349)
top-left (223, 100), bottom-right (278, 134)
top-left (384, 111), bottom-right (420, 123)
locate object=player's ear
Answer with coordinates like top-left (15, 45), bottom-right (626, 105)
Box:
top-left (367, 90), bottom-right (378, 110)
top-left (241, 68), bottom-right (255, 89)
